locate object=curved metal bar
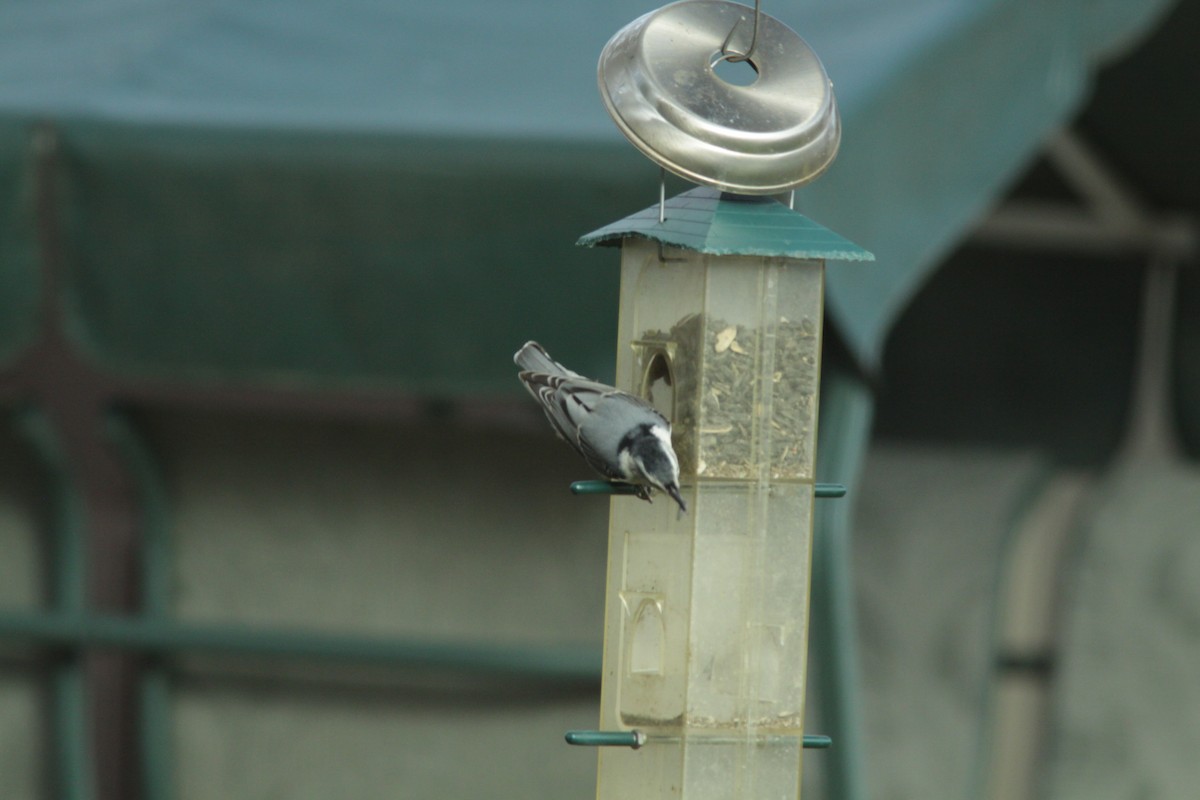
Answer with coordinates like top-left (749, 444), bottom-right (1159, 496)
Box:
top-left (0, 611), bottom-right (602, 683)
top-left (14, 408), bottom-right (95, 800)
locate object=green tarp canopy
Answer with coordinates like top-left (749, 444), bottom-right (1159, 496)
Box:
top-left (0, 0), bottom-right (1176, 390)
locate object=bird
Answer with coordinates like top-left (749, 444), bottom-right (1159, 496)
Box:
top-left (514, 341), bottom-right (686, 513)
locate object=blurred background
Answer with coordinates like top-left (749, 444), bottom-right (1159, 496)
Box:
top-left (1, 1), bottom-right (1198, 799)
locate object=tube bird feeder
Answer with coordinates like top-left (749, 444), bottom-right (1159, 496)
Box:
top-left (570, 3), bottom-right (873, 798)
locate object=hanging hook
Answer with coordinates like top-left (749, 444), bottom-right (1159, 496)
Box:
top-left (721, 0), bottom-right (761, 63)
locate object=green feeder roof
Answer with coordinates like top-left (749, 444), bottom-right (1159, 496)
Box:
top-left (577, 186), bottom-right (874, 262)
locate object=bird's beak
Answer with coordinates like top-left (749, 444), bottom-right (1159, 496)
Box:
top-left (666, 483), bottom-right (687, 514)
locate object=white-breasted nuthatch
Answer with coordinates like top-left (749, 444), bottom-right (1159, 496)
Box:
top-left (515, 341), bottom-right (686, 513)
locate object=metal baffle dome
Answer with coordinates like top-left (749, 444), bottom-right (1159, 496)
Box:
top-left (597, 0), bottom-right (842, 194)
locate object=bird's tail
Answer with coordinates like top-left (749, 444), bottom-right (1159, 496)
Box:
top-left (514, 341), bottom-right (576, 377)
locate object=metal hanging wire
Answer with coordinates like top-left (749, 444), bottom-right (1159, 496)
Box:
top-left (721, 0), bottom-right (762, 63)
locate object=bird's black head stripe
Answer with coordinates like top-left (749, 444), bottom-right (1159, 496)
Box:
top-left (618, 423), bottom-right (655, 454)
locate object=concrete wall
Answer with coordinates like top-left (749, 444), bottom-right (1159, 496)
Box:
top-left (142, 410), bottom-right (609, 800)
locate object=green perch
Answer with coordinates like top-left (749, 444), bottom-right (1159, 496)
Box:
top-left (571, 480), bottom-right (847, 498)
top-left (565, 730), bottom-right (832, 749)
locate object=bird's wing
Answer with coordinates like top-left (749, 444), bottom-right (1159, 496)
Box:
top-left (575, 436), bottom-right (624, 480)
top-left (518, 371), bottom-right (613, 450)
